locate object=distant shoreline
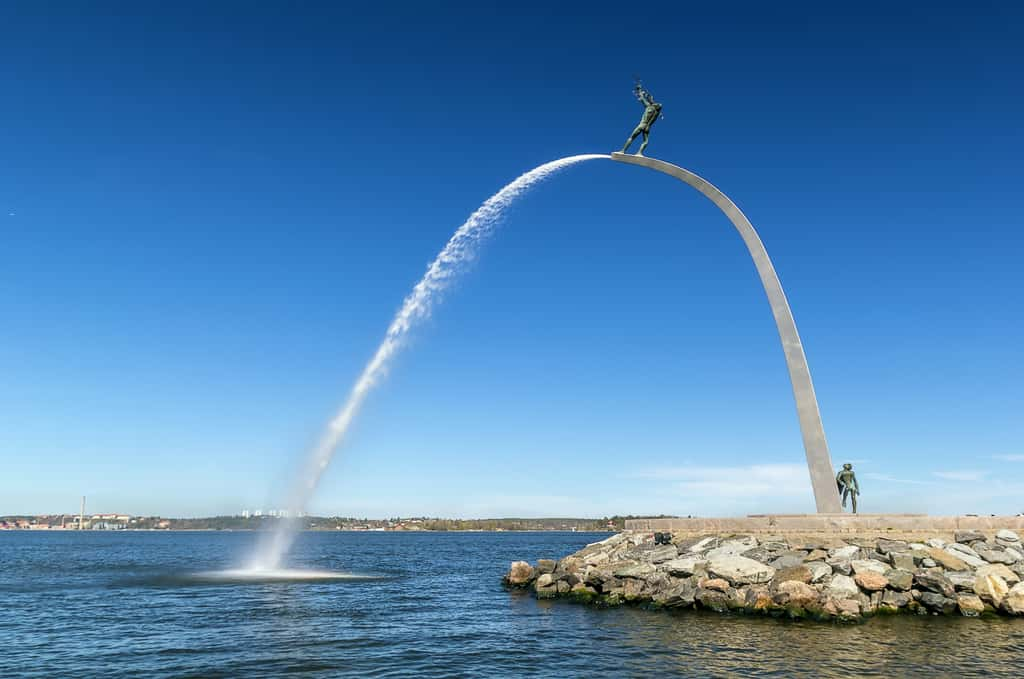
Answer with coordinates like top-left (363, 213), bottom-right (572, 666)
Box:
top-left (0, 527), bottom-right (615, 534)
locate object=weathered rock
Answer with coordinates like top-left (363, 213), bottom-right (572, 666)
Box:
top-left (614, 562), bottom-right (657, 579)
top-left (682, 536), bottom-right (718, 553)
top-left (662, 556), bottom-right (704, 577)
top-left (506, 561), bottom-right (535, 586)
top-left (1005, 547), bottom-right (1024, 564)
top-left (828, 545), bottom-right (860, 561)
top-left (880, 590), bottom-right (912, 611)
top-left (695, 588), bottom-right (732, 612)
top-left (976, 563), bottom-right (1020, 585)
top-left (976, 544), bottom-right (1016, 565)
top-left (957, 593), bottom-right (986, 617)
top-left (918, 592), bottom-right (957, 614)
top-left (768, 554), bottom-right (806, 570)
top-left (974, 573), bottom-right (1009, 606)
top-left (925, 538), bottom-right (947, 549)
top-left (775, 565), bottom-right (812, 584)
top-left (954, 529), bottom-right (986, 544)
top-left (556, 580), bottom-right (571, 594)
top-left (534, 573), bottom-right (557, 598)
top-left (804, 549), bottom-right (828, 562)
top-left (947, 571), bottom-right (977, 591)
top-left (851, 559), bottom-right (887, 575)
top-left (583, 550), bottom-right (610, 566)
top-left (700, 577), bottom-right (730, 592)
top-left (855, 571), bottom-right (889, 592)
top-left (832, 561), bottom-right (853, 576)
top-left (805, 562), bottom-right (833, 583)
top-left (926, 547), bottom-right (969, 572)
top-left (890, 552), bottom-right (916, 571)
top-left (875, 538), bottom-right (908, 555)
top-left (646, 545), bottom-right (679, 564)
top-left (827, 574), bottom-right (859, 599)
top-left (705, 536), bottom-right (758, 559)
top-left (944, 543), bottom-right (987, 568)
top-left (744, 586), bottom-right (774, 611)
top-left (653, 580), bottom-right (696, 608)
top-left (536, 559), bottom-right (557, 574)
top-left (995, 529), bottom-right (1021, 547)
top-left (740, 547), bottom-right (770, 563)
top-left (921, 558), bottom-right (938, 568)
top-left (1001, 582), bottom-right (1024, 615)
top-left (775, 580), bottom-right (818, 607)
top-left (706, 555), bottom-right (775, 585)
top-left (836, 598), bottom-right (861, 620)
top-left (885, 569), bottom-right (913, 591)
top-left (914, 571), bottom-right (955, 598)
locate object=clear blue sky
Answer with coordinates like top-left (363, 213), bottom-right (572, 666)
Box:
top-left (2, 2), bottom-right (1021, 518)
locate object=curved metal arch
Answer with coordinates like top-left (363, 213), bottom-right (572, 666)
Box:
top-left (610, 152), bottom-right (841, 513)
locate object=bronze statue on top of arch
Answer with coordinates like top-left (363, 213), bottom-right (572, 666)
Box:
top-left (620, 80), bottom-right (663, 156)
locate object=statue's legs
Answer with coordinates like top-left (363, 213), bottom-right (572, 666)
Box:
top-left (620, 127), bottom-right (641, 153)
top-left (638, 130), bottom-right (650, 156)
top-left (851, 493), bottom-right (858, 514)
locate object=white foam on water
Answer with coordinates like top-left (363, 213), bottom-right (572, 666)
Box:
top-left (252, 154), bottom-right (608, 570)
top-left (192, 569), bottom-right (380, 583)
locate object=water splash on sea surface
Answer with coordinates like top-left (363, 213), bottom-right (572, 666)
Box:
top-left (250, 154), bottom-right (607, 570)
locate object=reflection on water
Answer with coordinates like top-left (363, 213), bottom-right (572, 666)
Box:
top-left (2, 530), bottom-right (1022, 677)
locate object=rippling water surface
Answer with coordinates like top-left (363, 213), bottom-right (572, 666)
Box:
top-left (2, 531), bottom-right (1022, 677)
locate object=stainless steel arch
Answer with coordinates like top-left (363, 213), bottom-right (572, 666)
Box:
top-left (610, 152), bottom-right (841, 513)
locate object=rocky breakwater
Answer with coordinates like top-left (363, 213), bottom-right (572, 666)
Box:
top-left (503, 529), bottom-right (1024, 621)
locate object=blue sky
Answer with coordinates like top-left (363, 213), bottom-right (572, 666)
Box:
top-left (2, 2), bottom-right (1022, 518)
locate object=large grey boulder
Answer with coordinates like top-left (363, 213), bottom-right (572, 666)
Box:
top-left (885, 569), bottom-right (913, 592)
top-left (646, 545), bottom-right (679, 564)
top-left (954, 529), bottom-right (986, 544)
top-left (875, 538), bottom-right (908, 555)
top-left (706, 554), bottom-right (775, 585)
top-left (851, 559), bottom-right (887, 575)
top-left (944, 543), bottom-right (987, 568)
top-left (914, 571), bottom-right (955, 598)
top-left (947, 571), bottom-right (977, 591)
top-left (769, 554), bottom-right (807, 570)
top-left (881, 590), bottom-right (912, 610)
top-left (995, 529), bottom-right (1021, 548)
top-left (662, 556), bottom-right (705, 577)
top-left (683, 536), bottom-right (719, 553)
top-left (652, 580), bottom-right (696, 607)
top-left (805, 561), bottom-right (833, 584)
top-left (826, 574), bottom-right (859, 599)
top-left (828, 545), bottom-right (860, 561)
top-left (918, 592), bottom-right (957, 614)
top-left (976, 544), bottom-right (1017, 565)
top-left (704, 537), bottom-right (758, 559)
top-left (889, 552), bottom-right (916, 571)
top-left (614, 562), bottom-right (657, 579)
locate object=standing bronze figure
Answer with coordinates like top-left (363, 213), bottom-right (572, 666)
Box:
top-left (620, 82), bottom-right (663, 156)
top-left (836, 463), bottom-right (860, 514)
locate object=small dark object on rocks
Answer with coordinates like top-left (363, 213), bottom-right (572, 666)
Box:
top-left (653, 532), bottom-right (673, 546)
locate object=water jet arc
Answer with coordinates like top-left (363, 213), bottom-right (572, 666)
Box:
top-left (611, 152), bottom-right (841, 513)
